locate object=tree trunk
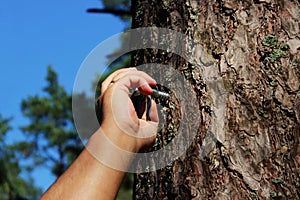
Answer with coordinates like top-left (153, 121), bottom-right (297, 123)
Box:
top-left (131, 0), bottom-right (300, 199)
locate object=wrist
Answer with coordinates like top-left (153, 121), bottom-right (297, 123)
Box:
top-left (100, 123), bottom-right (140, 153)
top-left (86, 128), bottom-right (138, 172)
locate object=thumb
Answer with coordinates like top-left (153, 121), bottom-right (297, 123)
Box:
top-left (148, 100), bottom-right (159, 123)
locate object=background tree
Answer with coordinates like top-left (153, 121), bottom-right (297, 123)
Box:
top-left (20, 66), bottom-right (83, 177)
top-left (131, 0), bottom-right (300, 199)
top-left (0, 115), bottom-right (41, 199)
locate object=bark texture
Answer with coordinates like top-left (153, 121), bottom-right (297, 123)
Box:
top-left (131, 0), bottom-right (300, 199)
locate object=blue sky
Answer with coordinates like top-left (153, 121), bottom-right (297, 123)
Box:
top-left (0, 0), bottom-right (125, 192)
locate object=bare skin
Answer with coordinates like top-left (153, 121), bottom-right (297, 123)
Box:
top-left (40, 68), bottom-right (159, 200)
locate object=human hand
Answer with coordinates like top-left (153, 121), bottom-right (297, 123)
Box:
top-left (41, 69), bottom-right (159, 198)
top-left (96, 68), bottom-right (159, 153)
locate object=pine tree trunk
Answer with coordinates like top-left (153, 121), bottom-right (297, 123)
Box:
top-left (131, 0), bottom-right (300, 199)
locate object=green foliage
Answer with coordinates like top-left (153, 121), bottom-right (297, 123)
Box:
top-left (262, 35), bottom-right (289, 62)
top-left (20, 66), bottom-right (83, 177)
top-left (268, 49), bottom-right (289, 62)
top-left (262, 35), bottom-right (281, 48)
top-left (270, 190), bottom-right (278, 198)
top-left (0, 116), bottom-right (11, 142)
top-left (272, 178), bottom-right (285, 184)
top-left (290, 58), bottom-right (299, 68)
top-left (0, 115), bottom-right (41, 199)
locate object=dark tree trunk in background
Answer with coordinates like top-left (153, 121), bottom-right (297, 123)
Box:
top-left (131, 0), bottom-right (299, 199)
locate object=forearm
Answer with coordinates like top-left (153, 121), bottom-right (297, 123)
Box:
top-left (41, 132), bottom-right (128, 200)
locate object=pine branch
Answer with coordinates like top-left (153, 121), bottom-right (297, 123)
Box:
top-left (87, 8), bottom-right (132, 17)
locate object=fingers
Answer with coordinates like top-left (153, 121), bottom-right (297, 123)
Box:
top-left (138, 99), bottom-right (159, 140)
top-left (101, 67), bottom-right (137, 96)
top-left (148, 100), bottom-right (159, 123)
top-left (101, 68), bottom-right (157, 98)
top-left (118, 72), bottom-right (157, 95)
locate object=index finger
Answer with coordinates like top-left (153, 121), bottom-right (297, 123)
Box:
top-left (101, 67), bottom-right (137, 96)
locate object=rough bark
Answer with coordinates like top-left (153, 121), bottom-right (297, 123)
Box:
top-left (131, 0), bottom-right (300, 199)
